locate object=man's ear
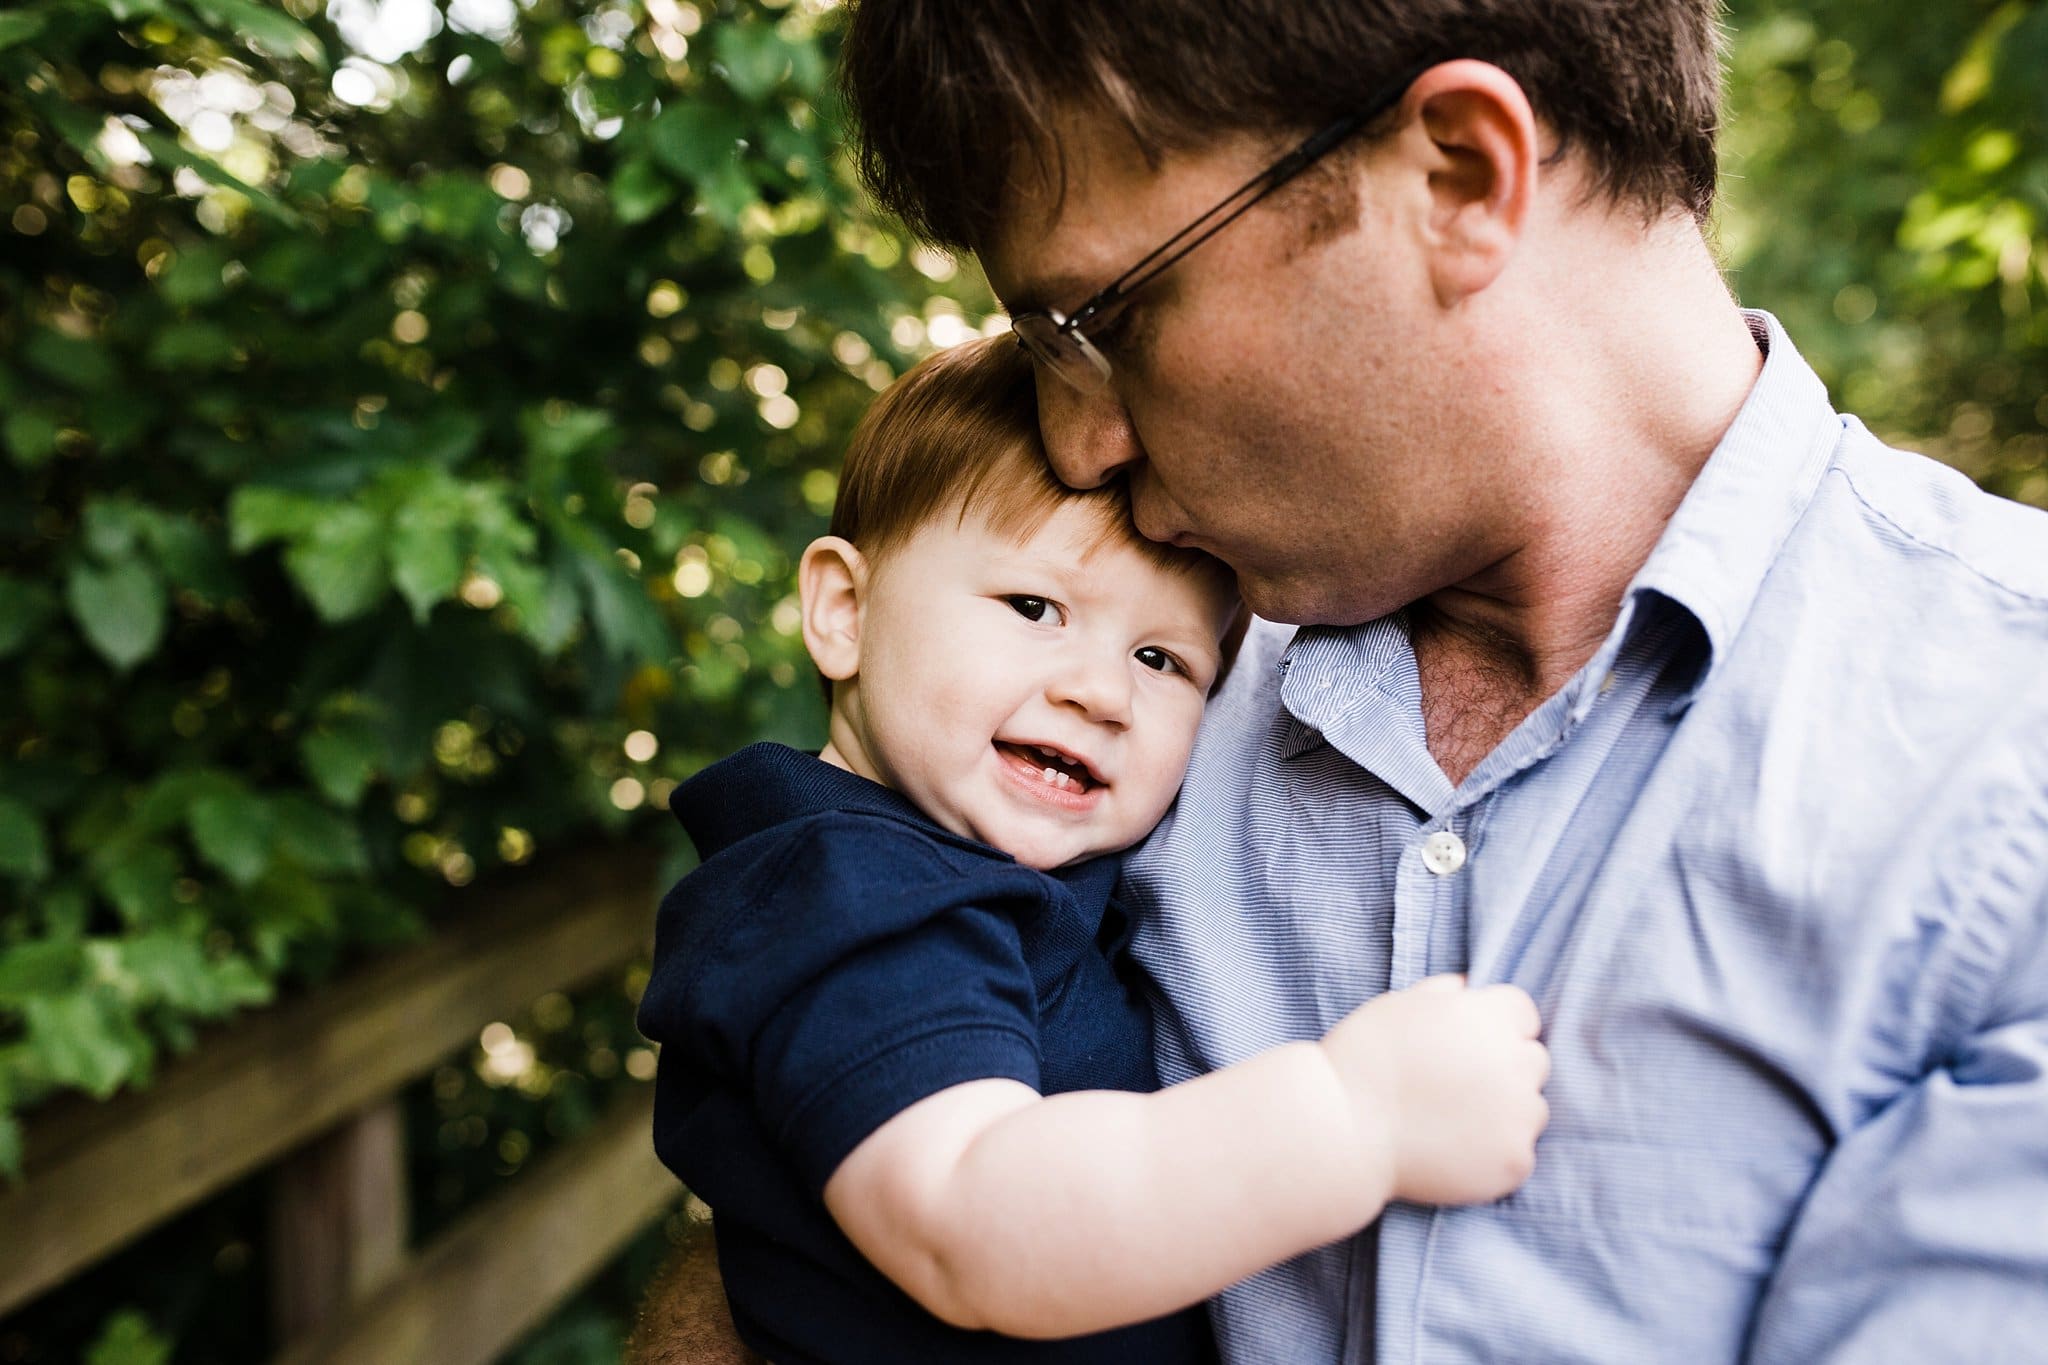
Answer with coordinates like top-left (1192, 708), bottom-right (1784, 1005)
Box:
top-left (1398, 60), bottom-right (1539, 306)
top-left (798, 535), bottom-right (867, 683)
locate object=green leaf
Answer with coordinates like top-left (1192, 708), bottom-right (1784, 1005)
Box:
top-left (245, 865), bottom-right (334, 936)
top-left (575, 553), bottom-right (668, 663)
top-left (521, 404), bottom-right (616, 466)
top-left (0, 576), bottom-right (56, 658)
top-left (83, 1308), bottom-right (173, 1365)
top-left (65, 558), bottom-right (168, 672)
top-left (300, 721), bottom-right (382, 807)
top-left (648, 103), bottom-right (748, 182)
top-left (156, 242), bottom-right (234, 308)
top-left (93, 842), bottom-right (181, 926)
top-left (132, 128), bottom-right (300, 227)
top-left (493, 553), bottom-right (579, 654)
top-left (138, 514), bottom-right (236, 600)
top-left (409, 409), bottom-right (487, 468)
top-left (0, 11), bottom-right (48, 52)
top-left (610, 156), bottom-right (677, 226)
top-left (209, 955), bottom-right (272, 1011)
top-left (109, 933), bottom-right (202, 1007)
top-left (146, 319), bottom-right (240, 371)
top-left (24, 992), bottom-right (148, 1098)
top-left (25, 329), bottom-right (118, 393)
top-left (120, 933), bottom-right (271, 1015)
top-left (697, 161), bottom-right (757, 229)
top-left (713, 23), bottom-right (794, 102)
top-left (0, 797), bottom-right (50, 881)
top-left (388, 496), bottom-right (464, 623)
top-left (228, 485), bottom-right (324, 552)
top-left (81, 499), bottom-right (145, 561)
top-left (187, 0), bottom-right (330, 70)
top-left (188, 789), bottom-right (275, 887)
top-left (282, 506), bottom-right (388, 621)
top-left (271, 795), bottom-right (368, 875)
top-left (0, 940), bottom-right (85, 1006)
top-left (2, 406), bottom-right (60, 466)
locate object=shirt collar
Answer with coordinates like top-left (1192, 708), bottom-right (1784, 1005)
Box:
top-left (668, 741), bottom-right (1120, 902)
top-left (1626, 310), bottom-right (1844, 703)
top-left (671, 742), bottom-right (930, 860)
top-left (1273, 310), bottom-right (1842, 771)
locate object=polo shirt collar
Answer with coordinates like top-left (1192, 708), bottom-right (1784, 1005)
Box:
top-left (668, 741), bottom-right (1121, 903)
top-left (671, 742), bottom-right (929, 861)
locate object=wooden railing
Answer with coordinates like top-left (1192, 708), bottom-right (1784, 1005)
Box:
top-left (0, 843), bottom-right (679, 1364)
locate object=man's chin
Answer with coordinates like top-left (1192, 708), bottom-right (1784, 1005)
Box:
top-left (1235, 571), bottom-right (1387, 630)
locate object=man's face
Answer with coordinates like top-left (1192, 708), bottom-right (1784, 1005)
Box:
top-left (982, 115), bottom-right (1499, 627)
top-left (827, 500), bottom-right (1236, 871)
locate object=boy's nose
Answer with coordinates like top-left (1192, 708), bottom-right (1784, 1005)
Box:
top-left (1038, 374), bottom-right (1143, 491)
top-left (1049, 651), bottom-right (1133, 728)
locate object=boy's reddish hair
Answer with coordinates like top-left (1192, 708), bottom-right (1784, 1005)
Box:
top-left (830, 334), bottom-right (1224, 592)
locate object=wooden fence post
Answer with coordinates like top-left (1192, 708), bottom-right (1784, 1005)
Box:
top-left (268, 1099), bottom-right (410, 1341)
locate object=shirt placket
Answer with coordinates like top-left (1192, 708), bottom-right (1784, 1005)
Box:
top-left (1391, 806), bottom-right (1475, 989)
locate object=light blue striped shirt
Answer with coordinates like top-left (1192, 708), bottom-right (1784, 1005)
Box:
top-left (1125, 313), bottom-right (2048, 1363)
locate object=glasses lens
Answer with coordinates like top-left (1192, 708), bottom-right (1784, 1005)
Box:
top-left (1012, 314), bottom-right (1112, 395)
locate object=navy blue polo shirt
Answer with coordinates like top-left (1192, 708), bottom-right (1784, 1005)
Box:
top-left (637, 743), bottom-right (1216, 1365)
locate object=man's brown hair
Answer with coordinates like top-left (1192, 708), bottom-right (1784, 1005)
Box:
top-left (840, 0), bottom-right (1726, 250)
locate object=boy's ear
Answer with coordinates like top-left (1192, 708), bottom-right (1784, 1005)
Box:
top-left (799, 535), bottom-right (867, 682)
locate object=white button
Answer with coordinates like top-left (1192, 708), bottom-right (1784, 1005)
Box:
top-left (1420, 830), bottom-right (1467, 876)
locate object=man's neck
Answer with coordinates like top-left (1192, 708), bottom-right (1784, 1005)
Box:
top-left (1414, 219), bottom-right (1763, 785)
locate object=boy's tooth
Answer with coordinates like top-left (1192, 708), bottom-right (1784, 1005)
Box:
top-left (1041, 766), bottom-right (1057, 784)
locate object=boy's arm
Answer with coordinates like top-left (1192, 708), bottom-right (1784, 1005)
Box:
top-left (823, 975), bottom-right (1547, 1340)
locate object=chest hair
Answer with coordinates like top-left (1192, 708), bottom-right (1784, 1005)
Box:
top-left (1411, 617), bottom-right (1549, 787)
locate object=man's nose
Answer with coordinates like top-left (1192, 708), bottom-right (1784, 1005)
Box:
top-left (1049, 650), bottom-right (1133, 728)
top-left (1038, 374), bottom-right (1142, 491)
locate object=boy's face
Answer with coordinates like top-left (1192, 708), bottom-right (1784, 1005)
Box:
top-left (819, 500), bottom-right (1236, 870)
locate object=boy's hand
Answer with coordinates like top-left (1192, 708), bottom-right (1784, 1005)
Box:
top-left (1318, 973), bottom-right (1549, 1206)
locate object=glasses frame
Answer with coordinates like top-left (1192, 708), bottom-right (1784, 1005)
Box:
top-left (1011, 68), bottom-right (1423, 394)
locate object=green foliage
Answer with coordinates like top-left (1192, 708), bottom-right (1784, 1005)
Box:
top-left (1720, 0), bottom-right (2048, 507)
top-left (0, 0), bottom-right (989, 1199)
top-left (83, 1309), bottom-right (173, 1365)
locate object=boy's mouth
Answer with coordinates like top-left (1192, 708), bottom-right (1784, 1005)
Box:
top-left (994, 741), bottom-right (1103, 793)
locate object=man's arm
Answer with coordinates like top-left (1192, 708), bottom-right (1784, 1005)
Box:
top-left (1745, 887), bottom-right (2048, 1359)
top-left (623, 1211), bottom-right (762, 1365)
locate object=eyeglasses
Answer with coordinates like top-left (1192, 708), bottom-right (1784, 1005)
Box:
top-left (1011, 69), bottom-right (1421, 395)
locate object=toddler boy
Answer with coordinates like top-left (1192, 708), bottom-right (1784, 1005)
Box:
top-left (636, 336), bottom-right (1548, 1363)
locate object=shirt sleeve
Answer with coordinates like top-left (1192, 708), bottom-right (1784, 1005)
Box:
top-left (1744, 725), bottom-right (2048, 1361)
top-left (656, 814), bottom-right (1047, 1195)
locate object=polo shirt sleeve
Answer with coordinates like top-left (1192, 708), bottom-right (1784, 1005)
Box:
top-left (658, 814), bottom-right (1044, 1195)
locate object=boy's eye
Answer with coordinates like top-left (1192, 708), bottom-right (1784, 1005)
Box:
top-left (1005, 595), bottom-right (1060, 624)
top-left (1134, 646), bottom-right (1184, 676)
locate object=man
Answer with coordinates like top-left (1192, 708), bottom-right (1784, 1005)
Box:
top-left (638, 2), bottom-right (2048, 1359)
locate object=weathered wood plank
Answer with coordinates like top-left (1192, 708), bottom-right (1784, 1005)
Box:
top-left (268, 1100), bottom-right (409, 1340)
top-left (271, 1087), bottom-right (677, 1365)
top-left (0, 843), bottom-right (658, 1318)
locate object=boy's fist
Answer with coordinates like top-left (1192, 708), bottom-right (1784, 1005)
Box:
top-left (1318, 973), bottom-right (1550, 1206)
